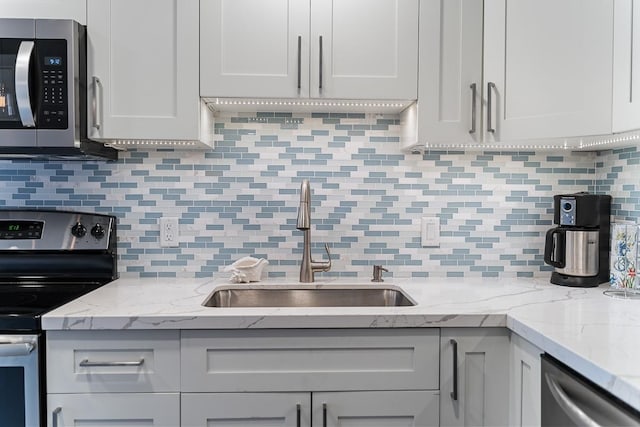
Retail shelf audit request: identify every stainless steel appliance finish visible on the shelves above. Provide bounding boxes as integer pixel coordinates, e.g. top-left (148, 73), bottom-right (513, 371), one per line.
top-left (551, 230), bottom-right (600, 277)
top-left (0, 19), bottom-right (116, 160)
top-left (0, 209), bottom-right (117, 427)
top-left (203, 285), bottom-right (416, 308)
top-left (0, 334), bottom-right (39, 427)
top-left (541, 354), bottom-right (640, 426)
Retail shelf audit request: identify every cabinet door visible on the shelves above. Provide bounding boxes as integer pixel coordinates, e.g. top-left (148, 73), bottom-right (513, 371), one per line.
top-left (509, 333), bottom-right (543, 427)
top-left (200, 0), bottom-right (311, 98)
top-left (418, 0), bottom-right (483, 143)
top-left (483, 0), bottom-right (613, 142)
top-left (47, 393), bottom-right (179, 427)
top-left (314, 391), bottom-right (439, 427)
top-left (613, 0), bottom-right (640, 132)
top-left (87, 0), bottom-right (200, 140)
top-left (181, 392), bottom-right (311, 427)
top-left (0, 0), bottom-right (86, 23)
top-left (440, 328), bottom-right (510, 427)
top-left (309, 0), bottom-right (418, 100)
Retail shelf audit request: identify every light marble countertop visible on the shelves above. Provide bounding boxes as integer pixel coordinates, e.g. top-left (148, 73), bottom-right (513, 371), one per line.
top-left (42, 276), bottom-right (640, 411)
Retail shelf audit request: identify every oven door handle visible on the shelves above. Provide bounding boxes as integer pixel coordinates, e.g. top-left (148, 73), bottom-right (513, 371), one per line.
top-left (0, 342), bottom-right (35, 357)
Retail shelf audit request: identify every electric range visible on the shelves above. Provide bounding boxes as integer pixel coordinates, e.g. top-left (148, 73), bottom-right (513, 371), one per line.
top-left (0, 209), bottom-right (117, 427)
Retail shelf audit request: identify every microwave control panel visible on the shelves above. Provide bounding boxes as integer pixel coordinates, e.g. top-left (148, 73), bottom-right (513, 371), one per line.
top-left (37, 39), bottom-right (68, 130)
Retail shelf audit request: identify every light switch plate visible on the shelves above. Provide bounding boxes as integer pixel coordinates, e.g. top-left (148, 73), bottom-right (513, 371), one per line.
top-left (421, 216), bottom-right (440, 247)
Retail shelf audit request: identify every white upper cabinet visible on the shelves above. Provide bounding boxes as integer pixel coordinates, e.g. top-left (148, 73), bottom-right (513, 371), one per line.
top-left (613, 0), bottom-right (640, 133)
top-left (483, 0), bottom-right (613, 143)
top-left (87, 0), bottom-right (209, 142)
top-left (417, 0), bottom-right (483, 144)
top-left (309, 0), bottom-right (418, 100)
top-left (0, 0), bottom-right (87, 23)
top-left (200, 0), bottom-right (419, 100)
top-left (412, 0), bottom-right (615, 149)
top-left (200, 0), bottom-right (310, 98)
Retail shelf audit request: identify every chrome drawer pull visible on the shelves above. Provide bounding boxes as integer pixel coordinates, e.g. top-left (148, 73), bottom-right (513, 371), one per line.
top-left (79, 358), bottom-right (144, 367)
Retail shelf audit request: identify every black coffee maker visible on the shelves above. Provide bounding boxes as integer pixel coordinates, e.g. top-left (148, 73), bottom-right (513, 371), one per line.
top-left (543, 193), bottom-right (611, 287)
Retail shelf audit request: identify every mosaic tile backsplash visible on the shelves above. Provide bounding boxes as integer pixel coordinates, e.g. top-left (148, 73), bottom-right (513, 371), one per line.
top-left (0, 112), bottom-right (637, 279)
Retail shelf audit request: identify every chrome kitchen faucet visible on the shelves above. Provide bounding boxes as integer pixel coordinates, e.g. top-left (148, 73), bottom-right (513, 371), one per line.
top-left (296, 179), bottom-right (331, 282)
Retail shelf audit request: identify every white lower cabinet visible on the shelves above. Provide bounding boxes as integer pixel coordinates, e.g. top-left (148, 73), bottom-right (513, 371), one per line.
top-left (509, 333), bottom-right (543, 427)
top-left (181, 328), bottom-right (440, 426)
top-left (182, 391), bottom-right (438, 427)
top-left (440, 328), bottom-right (510, 427)
top-left (47, 393), bottom-right (180, 427)
top-left (46, 330), bottom-right (180, 427)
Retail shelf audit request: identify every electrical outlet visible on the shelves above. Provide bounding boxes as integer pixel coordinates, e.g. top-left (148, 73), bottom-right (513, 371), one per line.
top-left (160, 217), bottom-right (179, 247)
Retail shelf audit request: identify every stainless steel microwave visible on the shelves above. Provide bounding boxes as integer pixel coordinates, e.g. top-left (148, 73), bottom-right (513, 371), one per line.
top-left (0, 19), bottom-right (116, 160)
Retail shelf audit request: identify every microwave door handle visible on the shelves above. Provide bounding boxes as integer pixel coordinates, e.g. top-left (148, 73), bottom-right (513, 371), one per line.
top-left (15, 41), bottom-right (36, 128)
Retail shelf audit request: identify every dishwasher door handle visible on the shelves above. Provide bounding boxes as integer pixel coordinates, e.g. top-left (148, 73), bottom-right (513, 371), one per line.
top-left (545, 372), bottom-right (601, 427)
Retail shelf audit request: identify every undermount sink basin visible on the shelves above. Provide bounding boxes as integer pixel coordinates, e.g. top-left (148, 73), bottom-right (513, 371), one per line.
top-left (203, 285), bottom-right (416, 308)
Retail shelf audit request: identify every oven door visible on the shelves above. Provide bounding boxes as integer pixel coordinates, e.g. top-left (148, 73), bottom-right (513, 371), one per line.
top-left (0, 334), bottom-right (40, 427)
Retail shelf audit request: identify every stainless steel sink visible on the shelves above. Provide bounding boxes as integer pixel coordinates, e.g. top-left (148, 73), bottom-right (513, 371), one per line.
top-left (203, 285), bottom-right (416, 308)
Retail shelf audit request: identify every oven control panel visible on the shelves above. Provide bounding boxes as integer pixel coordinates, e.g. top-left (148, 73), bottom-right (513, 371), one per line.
top-left (0, 210), bottom-right (115, 251)
top-left (0, 220), bottom-right (43, 240)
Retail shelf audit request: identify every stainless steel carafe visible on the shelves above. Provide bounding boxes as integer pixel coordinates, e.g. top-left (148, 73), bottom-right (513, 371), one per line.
top-left (544, 229), bottom-right (599, 277)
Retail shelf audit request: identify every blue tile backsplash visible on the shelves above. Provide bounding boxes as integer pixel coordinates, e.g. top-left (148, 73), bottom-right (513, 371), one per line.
top-left (0, 112), bottom-right (638, 279)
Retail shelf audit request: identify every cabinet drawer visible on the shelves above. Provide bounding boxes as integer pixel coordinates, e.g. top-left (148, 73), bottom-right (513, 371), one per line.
top-left (181, 328), bottom-right (440, 392)
top-left (47, 330), bottom-right (180, 393)
top-left (47, 393), bottom-right (179, 427)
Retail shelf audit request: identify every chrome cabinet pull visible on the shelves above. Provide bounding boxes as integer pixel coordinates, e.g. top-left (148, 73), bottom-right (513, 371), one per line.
top-left (79, 358), bottom-right (144, 367)
top-left (319, 36), bottom-right (323, 90)
top-left (296, 403), bottom-right (301, 427)
top-left (15, 41), bottom-right (35, 128)
top-left (322, 403), bottom-right (327, 427)
top-left (469, 83), bottom-right (477, 134)
top-left (52, 407), bottom-right (62, 427)
top-left (450, 339), bottom-right (458, 401)
top-left (487, 82), bottom-right (496, 133)
top-left (297, 36), bottom-right (302, 90)
top-left (92, 76), bottom-right (102, 131)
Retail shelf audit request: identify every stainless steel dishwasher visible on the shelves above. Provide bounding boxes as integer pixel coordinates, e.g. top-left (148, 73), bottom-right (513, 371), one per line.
top-left (541, 354), bottom-right (640, 426)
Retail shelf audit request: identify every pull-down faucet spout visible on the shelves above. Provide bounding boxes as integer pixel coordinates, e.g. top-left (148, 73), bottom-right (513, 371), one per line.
top-left (296, 179), bottom-right (331, 282)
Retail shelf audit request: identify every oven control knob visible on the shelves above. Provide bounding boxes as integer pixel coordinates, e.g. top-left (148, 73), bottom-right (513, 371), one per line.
top-left (91, 224), bottom-right (105, 239)
top-left (71, 222), bottom-right (87, 238)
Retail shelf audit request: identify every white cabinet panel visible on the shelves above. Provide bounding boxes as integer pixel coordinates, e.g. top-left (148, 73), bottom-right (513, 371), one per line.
top-left (47, 393), bottom-right (180, 427)
top-left (87, 0), bottom-right (203, 141)
top-left (417, 0), bottom-right (483, 143)
top-left (314, 391), bottom-right (439, 427)
top-left (483, 0), bottom-right (613, 142)
top-left (200, 0), bottom-right (311, 98)
top-left (200, 0), bottom-right (418, 100)
top-left (309, 0), bottom-right (418, 99)
top-left (47, 330), bottom-right (180, 393)
top-left (181, 328), bottom-right (439, 392)
top-left (509, 333), bottom-right (543, 427)
top-left (182, 393), bottom-right (311, 427)
top-left (440, 328), bottom-right (510, 427)
top-left (614, 0), bottom-right (640, 132)
top-left (0, 0), bottom-right (86, 23)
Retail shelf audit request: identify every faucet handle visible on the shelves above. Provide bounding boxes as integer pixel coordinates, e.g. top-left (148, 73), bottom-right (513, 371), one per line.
top-left (321, 243), bottom-right (332, 270)
top-left (372, 265), bottom-right (389, 282)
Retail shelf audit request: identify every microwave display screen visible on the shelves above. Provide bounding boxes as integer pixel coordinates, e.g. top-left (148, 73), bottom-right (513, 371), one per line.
top-left (44, 56), bottom-right (62, 66)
